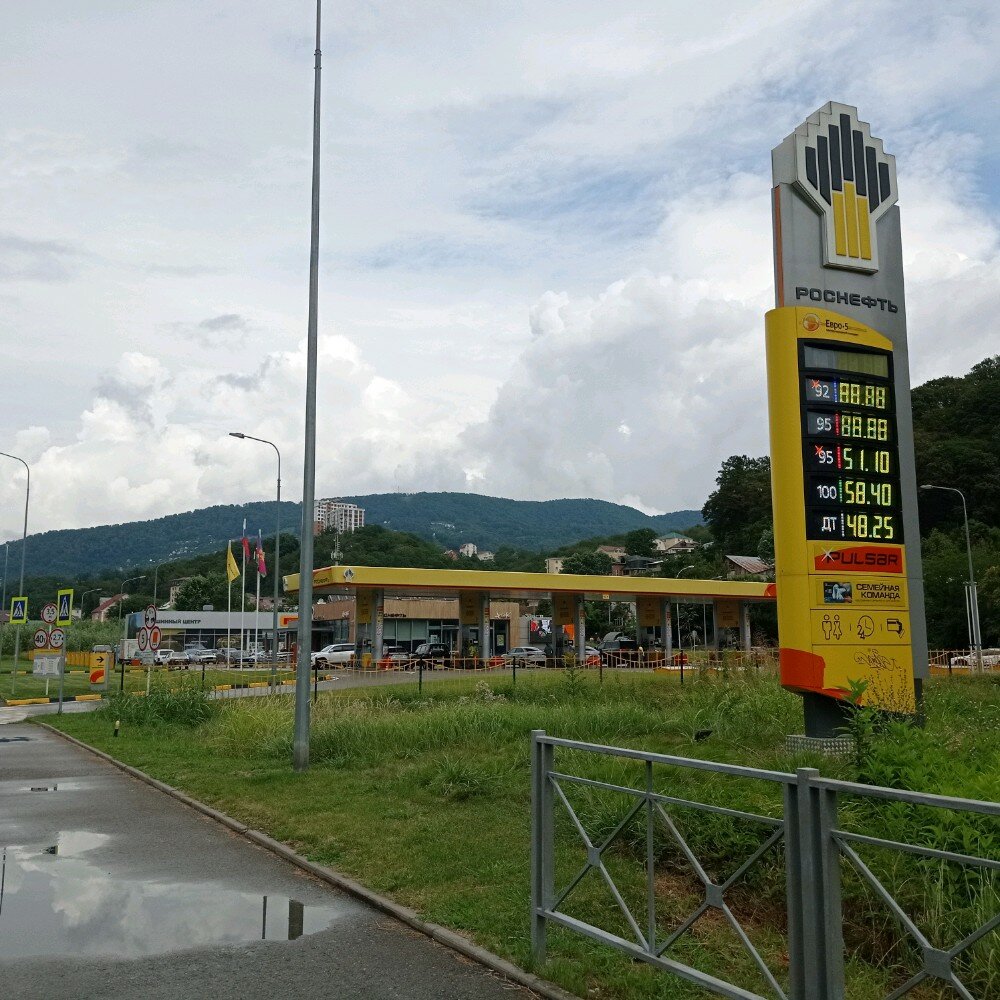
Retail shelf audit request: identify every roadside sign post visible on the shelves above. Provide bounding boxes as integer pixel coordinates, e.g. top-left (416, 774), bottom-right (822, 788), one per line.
top-left (144, 605), bottom-right (157, 695)
top-left (10, 597), bottom-right (28, 696)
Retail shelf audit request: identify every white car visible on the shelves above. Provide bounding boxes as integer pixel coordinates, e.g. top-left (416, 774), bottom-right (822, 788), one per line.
top-left (502, 646), bottom-right (546, 665)
top-left (312, 643), bottom-right (356, 667)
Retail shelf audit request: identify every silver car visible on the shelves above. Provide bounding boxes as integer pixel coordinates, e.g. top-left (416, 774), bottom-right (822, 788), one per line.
top-left (502, 646), bottom-right (546, 666)
top-left (312, 643), bottom-right (356, 667)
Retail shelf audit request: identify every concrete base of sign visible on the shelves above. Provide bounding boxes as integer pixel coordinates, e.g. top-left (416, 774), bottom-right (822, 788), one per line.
top-left (785, 733), bottom-right (854, 757)
top-left (802, 690), bottom-right (853, 739)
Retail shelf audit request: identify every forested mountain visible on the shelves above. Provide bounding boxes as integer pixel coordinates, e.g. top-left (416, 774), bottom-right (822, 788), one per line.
top-left (2, 494), bottom-right (700, 580)
top-left (340, 493), bottom-right (700, 552)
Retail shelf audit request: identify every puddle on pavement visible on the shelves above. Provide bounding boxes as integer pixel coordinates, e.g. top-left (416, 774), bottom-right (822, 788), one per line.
top-left (0, 835), bottom-right (355, 960)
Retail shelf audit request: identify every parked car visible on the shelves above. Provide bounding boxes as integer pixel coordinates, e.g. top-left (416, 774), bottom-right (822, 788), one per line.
top-left (377, 645), bottom-right (411, 668)
top-left (189, 649), bottom-right (218, 664)
top-left (312, 643), bottom-right (356, 667)
top-left (950, 649), bottom-right (1000, 668)
top-left (411, 642), bottom-right (451, 668)
top-left (252, 649), bottom-right (289, 663)
top-left (599, 637), bottom-right (640, 663)
top-left (166, 650), bottom-right (192, 668)
top-left (153, 649), bottom-right (173, 666)
top-left (502, 646), bottom-right (546, 666)
top-left (219, 647), bottom-right (255, 666)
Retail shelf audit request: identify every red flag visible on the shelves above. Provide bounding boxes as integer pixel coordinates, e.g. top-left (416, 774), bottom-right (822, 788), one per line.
top-left (242, 534), bottom-right (251, 563)
top-left (256, 533), bottom-right (267, 577)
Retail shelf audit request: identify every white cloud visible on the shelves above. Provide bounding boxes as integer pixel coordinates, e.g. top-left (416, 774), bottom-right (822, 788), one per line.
top-left (0, 1), bottom-right (999, 541)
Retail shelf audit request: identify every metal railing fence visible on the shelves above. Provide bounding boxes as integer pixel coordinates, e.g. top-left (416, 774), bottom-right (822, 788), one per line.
top-left (530, 730), bottom-right (1000, 999)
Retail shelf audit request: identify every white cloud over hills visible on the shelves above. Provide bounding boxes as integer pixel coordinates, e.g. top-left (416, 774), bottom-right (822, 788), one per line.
top-left (1, 1), bottom-right (999, 541)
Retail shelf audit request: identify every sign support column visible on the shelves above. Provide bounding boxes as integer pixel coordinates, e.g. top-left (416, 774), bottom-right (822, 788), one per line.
top-left (479, 594), bottom-right (490, 666)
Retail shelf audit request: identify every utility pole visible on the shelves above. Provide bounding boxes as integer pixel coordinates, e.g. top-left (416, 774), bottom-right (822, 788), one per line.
top-left (294, 0), bottom-right (322, 772)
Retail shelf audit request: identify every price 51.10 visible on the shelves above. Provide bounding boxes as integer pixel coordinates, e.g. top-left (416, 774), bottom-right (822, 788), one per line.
top-left (810, 444), bottom-right (893, 474)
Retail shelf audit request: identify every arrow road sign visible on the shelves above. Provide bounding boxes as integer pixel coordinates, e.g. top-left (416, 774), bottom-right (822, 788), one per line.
top-left (11, 598), bottom-right (27, 624)
top-left (137, 627), bottom-right (149, 652)
top-left (886, 618), bottom-right (905, 637)
top-left (41, 603), bottom-right (58, 625)
top-left (33, 628), bottom-right (49, 649)
top-left (144, 605), bottom-right (157, 629)
top-left (149, 625), bottom-right (162, 650)
top-left (48, 628), bottom-right (65, 649)
top-left (57, 589), bottom-right (74, 626)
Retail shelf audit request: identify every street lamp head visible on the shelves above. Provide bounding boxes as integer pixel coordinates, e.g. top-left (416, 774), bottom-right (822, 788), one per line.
top-left (920, 484), bottom-right (933, 490)
top-left (229, 432), bottom-right (246, 439)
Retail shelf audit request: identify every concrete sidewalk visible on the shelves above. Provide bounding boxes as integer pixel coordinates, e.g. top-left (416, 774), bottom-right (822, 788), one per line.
top-left (0, 723), bottom-right (533, 999)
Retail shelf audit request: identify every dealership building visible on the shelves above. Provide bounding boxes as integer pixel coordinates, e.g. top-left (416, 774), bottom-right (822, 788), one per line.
top-left (126, 598), bottom-right (522, 655)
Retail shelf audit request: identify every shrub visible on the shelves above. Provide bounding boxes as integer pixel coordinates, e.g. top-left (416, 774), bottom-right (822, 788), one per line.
top-left (103, 682), bottom-right (214, 726)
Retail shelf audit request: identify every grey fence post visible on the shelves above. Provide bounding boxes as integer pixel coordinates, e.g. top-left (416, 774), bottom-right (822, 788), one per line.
top-left (793, 768), bottom-right (826, 999)
top-left (783, 777), bottom-right (806, 1000)
top-left (531, 729), bottom-right (554, 963)
top-left (645, 760), bottom-right (657, 955)
top-left (816, 786), bottom-right (845, 998)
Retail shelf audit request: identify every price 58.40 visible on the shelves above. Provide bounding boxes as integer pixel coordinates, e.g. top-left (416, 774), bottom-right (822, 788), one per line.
top-left (810, 477), bottom-right (896, 508)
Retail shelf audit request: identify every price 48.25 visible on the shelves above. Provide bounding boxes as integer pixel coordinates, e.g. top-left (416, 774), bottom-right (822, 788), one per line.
top-left (845, 512), bottom-right (896, 540)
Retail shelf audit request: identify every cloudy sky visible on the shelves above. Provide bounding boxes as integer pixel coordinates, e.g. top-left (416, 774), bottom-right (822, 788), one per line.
top-left (2, 1), bottom-right (999, 541)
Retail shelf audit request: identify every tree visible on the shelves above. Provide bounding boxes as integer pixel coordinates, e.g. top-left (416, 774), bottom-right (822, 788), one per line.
top-left (702, 456), bottom-right (772, 555)
top-left (173, 572), bottom-right (233, 612)
top-left (561, 551), bottom-right (613, 575)
top-left (623, 528), bottom-right (657, 558)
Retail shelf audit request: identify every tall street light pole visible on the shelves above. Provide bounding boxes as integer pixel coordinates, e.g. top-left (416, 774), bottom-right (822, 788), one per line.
top-left (920, 484), bottom-right (983, 671)
top-left (1, 542), bottom-right (8, 622)
top-left (78, 588), bottom-right (102, 654)
top-left (0, 542), bottom-right (8, 662)
top-left (294, 0), bottom-right (322, 772)
top-left (80, 588), bottom-right (102, 618)
top-left (230, 433), bottom-right (282, 688)
top-left (152, 561), bottom-right (171, 608)
top-left (0, 452), bottom-right (29, 693)
top-left (118, 575), bottom-right (146, 691)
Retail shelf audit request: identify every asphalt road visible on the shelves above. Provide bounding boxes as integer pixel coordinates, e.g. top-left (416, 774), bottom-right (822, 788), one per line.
top-left (0, 723), bottom-right (532, 999)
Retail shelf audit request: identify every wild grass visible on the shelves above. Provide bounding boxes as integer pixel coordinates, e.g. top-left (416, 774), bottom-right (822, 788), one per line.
top-left (103, 681), bottom-right (215, 726)
top-left (46, 670), bottom-right (1000, 1000)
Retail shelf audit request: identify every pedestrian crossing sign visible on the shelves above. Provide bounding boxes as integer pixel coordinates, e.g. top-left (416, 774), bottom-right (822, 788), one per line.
top-left (57, 588), bottom-right (74, 626)
top-left (11, 597), bottom-right (27, 624)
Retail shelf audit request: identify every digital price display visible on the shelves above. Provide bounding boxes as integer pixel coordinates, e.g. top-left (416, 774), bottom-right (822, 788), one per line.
top-left (800, 342), bottom-right (904, 544)
top-left (765, 305), bottom-right (916, 716)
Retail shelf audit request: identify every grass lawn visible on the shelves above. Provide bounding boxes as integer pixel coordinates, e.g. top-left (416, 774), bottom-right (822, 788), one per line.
top-left (43, 670), bottom-right (1000, 999)
top-left (1, 658), bottom-right (296, 703)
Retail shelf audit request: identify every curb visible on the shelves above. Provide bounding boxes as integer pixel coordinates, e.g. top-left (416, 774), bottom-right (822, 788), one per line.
top-left (37, 723), bottom-right (579, 1000)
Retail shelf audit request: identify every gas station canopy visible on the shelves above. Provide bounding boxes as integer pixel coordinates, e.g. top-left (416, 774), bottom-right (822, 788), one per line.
top-left (284, 565), bottom-right (776, 605)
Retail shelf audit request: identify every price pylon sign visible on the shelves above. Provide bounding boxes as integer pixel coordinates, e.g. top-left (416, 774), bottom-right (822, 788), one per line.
top-left (768, 103), bottom-right (927, 730)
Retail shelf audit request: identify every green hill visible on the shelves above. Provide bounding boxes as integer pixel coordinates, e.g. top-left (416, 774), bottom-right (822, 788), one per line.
top-left (340, 492), bottom-right (700, 553)
top-left (4, 494), bottom-right (701, 581)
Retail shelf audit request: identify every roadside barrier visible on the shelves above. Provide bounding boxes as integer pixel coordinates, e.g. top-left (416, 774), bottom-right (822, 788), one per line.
top-left (531, 730), bottom-right (1000, 999)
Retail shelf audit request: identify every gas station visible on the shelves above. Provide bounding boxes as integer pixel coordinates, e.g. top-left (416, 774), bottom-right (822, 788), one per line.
top-left (283, 564), bottom-right (776, 665)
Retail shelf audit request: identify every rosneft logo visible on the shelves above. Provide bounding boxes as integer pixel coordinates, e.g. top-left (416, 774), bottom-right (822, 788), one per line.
top-left (794, 103), bottom-right (897, 274)
top-left (802, 313), bottom-right (821, 332)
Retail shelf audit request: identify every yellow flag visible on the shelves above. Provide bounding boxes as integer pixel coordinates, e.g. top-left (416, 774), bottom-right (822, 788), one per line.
top-left (226, 541), bottom-right (240, 583)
